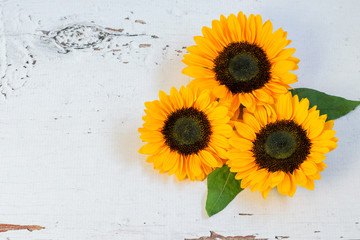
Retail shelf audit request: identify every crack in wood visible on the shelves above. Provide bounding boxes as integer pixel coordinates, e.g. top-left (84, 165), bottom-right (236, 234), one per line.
top-left (42, 23), bottom-right (157, 54)
top-left (139, 44), bottom-right (151, 48)
top-left (135, 20), bottom-right (146, 24)
top-left (185, 231), bottom-right (268, 240)
top-left (105, 27), bottom-right (124, 33)
top-left (0, 224), bottom-right (44, 233)
top-left (275, 236), bottom-right (289, 239)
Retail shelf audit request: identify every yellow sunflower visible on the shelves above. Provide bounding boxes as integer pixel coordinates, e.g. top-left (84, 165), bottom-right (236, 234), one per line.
top-left (182, 12), bottom-right (299, 112)
top-left (139, 86), bottom-right (232, 181)
top-left (227, 92), bottom-right (338, 198)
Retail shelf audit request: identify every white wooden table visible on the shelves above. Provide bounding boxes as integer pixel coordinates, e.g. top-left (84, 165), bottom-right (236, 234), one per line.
top-left (0, 0), bottom-right (359, 239)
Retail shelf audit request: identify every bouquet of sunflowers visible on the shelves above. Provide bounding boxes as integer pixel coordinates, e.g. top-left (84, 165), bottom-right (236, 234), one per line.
top-left (139, 12), bottom-right (359, 216)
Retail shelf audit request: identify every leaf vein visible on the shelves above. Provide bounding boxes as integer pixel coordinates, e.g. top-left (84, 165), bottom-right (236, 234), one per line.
top-left (209, 171), bottom-right (231, 213)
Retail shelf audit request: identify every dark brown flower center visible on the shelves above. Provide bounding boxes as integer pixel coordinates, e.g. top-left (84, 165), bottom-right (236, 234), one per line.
top-left (161, 107), bottom-right (212, 155)
top-left (213, 42), bottom-right (271, 94)
top-left (252, 120), bottom-right (311, 173)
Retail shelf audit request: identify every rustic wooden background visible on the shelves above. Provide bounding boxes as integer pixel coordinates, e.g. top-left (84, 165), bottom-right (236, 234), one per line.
top-left (0, 0), bottom-right (359, 239)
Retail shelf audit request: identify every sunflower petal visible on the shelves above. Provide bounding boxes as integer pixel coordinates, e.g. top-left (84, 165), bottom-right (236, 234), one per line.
top-left (234, 121), bottom-right (256, 140)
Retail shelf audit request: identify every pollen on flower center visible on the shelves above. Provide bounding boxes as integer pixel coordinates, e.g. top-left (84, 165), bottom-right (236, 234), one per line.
top-left (264, 131), bottom-right (297, 159)
top-left (252, 120), bottom-right (311, 173)
top-left (228, 54), bottom-right (259, 82)
top-left (173, 118), bottom-right (202, 145)
top-left (162, 107), bottom-right (212, 155)
top-left (213, 42), bottom-right (271, 94)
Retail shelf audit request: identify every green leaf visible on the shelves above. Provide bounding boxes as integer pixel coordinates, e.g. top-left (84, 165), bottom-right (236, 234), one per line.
top-left (206, 165), bottom-right (243, 217)
top-left (290, 88), bottom-right (360, 120)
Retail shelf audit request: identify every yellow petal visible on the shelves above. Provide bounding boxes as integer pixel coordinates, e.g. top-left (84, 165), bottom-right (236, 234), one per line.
top-left (228, 149), bottom-right (254, 159)
top-left (227, 157), bottom-right (254, 168)
top-left (270, 171), bottom-right (285, 186)
top-left (234, 121), bottom-right (256, 140)
top-left (162, 151), bottom-right (179, 171)
top-left (272, 60), bottom-right (297, 74)
top-left (175, 156), bottom-right (187, 181)
top-left (304, 178), bottom-right (315, 190)
top-left (213, 84), bottom-right (228, 98)
top-left (277, 174), bottom-right (291, 195)
top-left (139, 141), bottom-right (165, 155)
top-left (198, 150), bottom-right (219, 167)
top-left (237, 11), bottom-right (247, 41)
top-left (211, 134), bottom-right (229, 149)
top-left (179, 86), bottom-right (194, 107)
top-left (278, 72), bottom-right (297, 84)
top-left (311, 146), bottom-right (330, 154)
top-left (301, 161), bottom-right (318, 175)
top-left (323, 120), bottom-right (335, 131)
top-left (246, 14), bottom-right (256, 44)
top-left (153, 151), bottom-right (166, 170)
top-left (257, 19), bottom-right (273, 47)
top-left (288, 174), bottom-right (297, 197)
top-left (229, 136), bottom-right (254, 149)
top-left (187, 78), bottom-right (218, 91)
top-left (293, 97), bottom-right (309, 125)
top-left (293, 168), bottom-right (307, 187)
top-left (240, 177), bottom-right (252, 189)
top-left (185, 45), bottom-right (213, 61)
top-left (275, 92), bottom-right (293, 120)
top-left (314, 130), bottom-right (336, 141)
top-left (265, 82), bottom-right (288, 94)
top-left (201, 26), bottom-right (223, 52)
top-left (193, 36), bottom-right (219, 58)
top-left (261, 187), bottom-right (272, 199)
top-left (239, 93), bottom-right (255, 112)
top-left (208, 106), bottom-right (228, 120)
top-left (235, 165), bottom-right (257, 179)
top-left (139, 131), bottom-right (164, 143)
top-left (302, 110), bottom-right (320, 130)
top-left (142, 122), bottom-right (163, 131)
top-left (307, 152), bottom-right (326, 163)
top-left (170, 87), bottom-right (184, 109)
top-left (194, 90), bottom-right (211, 112)
top-left (243, 112), bottom-right (261, 132)
top-left (307, 119), bottom-right (325, 139)
top-left (189, 154), bottom-right (202, 176)
top-left (272, 48), bottom-right (296, 62)
top-left (253, 105), bottom-right (269, 127)
top-left (182, 66), bottom-right (215, 78)
top-left (308, 172), bottom-right (321, 180)
top-left (253, 89), bottom-right (274, 104)
top-left (182, 53), bottom-right (214, 69)
top-left (227, 14), bottom-right (242, 42)
top-left (212, 124), bottom-right (233, 137)
top-left (144, 107), bottom-right (166, 121)
top-left (211, 19), bottom-right (228, 47)
top-left (209, 142), bottom-right (228, 159)
top-left (312, 140), bottom-right (338, 151)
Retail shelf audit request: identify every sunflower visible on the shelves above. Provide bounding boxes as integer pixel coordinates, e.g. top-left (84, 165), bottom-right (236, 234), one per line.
top-left (139, 86), bottom-right (233, 181)
top-left (182, 12), bottom-right (299, 112)
top-left (227, 92), bottom-right (338, 198)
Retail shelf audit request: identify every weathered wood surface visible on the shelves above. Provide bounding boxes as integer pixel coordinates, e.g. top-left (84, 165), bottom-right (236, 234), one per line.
top-left (0, 0), bottom-right (359, 239)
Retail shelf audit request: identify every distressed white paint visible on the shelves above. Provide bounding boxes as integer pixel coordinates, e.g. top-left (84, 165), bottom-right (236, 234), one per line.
top-left (0, 0), bottom-right (359, 239)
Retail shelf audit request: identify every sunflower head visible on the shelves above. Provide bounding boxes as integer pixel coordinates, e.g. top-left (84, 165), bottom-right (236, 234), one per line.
top-left (227, 92), bottom-right (338, 198)
top-left (182, 12), bottom-right (299, 113)
top-left (139, 86), bottom-right (233, 181)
